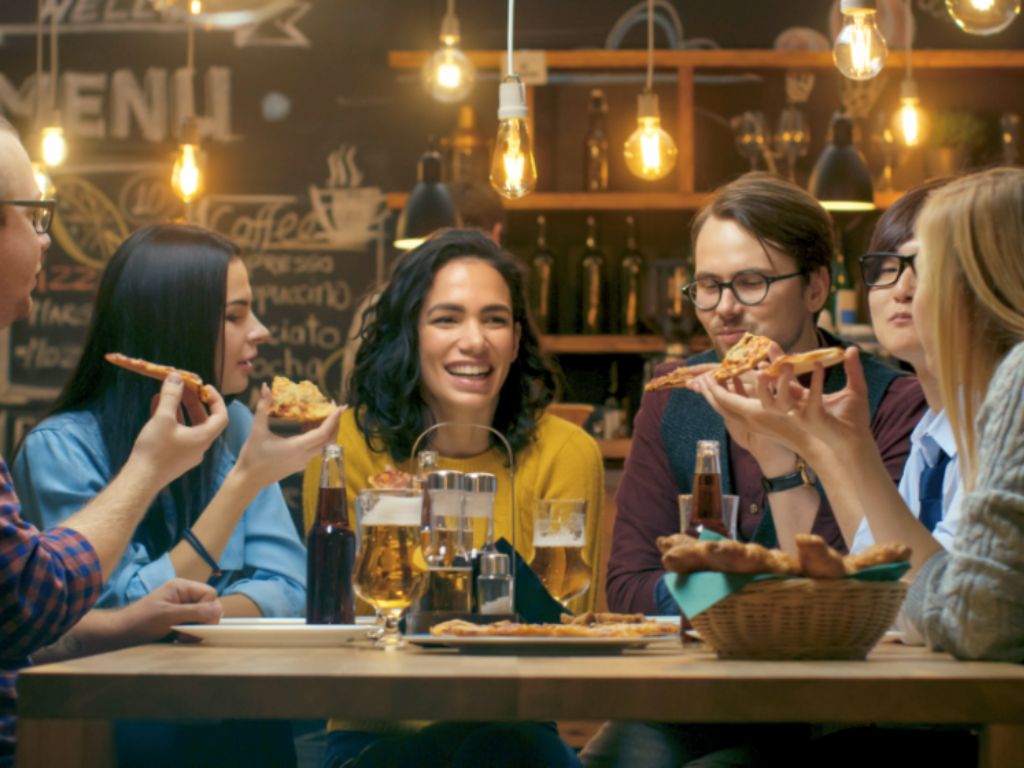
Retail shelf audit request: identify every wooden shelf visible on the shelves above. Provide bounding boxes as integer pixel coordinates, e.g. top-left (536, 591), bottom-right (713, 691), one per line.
top-left (390, 49), bottom-right (1024, 71)
top-left (541, 335), bottom-right (667, 354)
top-left (597, 438), bottom-right (631, 461)
top-left (388, 191), bottom-right (897, 212)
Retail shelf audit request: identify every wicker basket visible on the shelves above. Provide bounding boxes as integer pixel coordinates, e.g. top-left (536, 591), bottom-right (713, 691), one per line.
top-left (689, 577), bottom-right (907, 660)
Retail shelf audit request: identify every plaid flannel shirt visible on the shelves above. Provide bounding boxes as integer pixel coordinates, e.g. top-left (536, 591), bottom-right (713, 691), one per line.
top-left (0, 458), bottom-right (101, 760)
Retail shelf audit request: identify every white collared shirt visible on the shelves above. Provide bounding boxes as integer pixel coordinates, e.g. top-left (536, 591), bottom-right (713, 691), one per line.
top-left (850, 408), bottom-right (963, 553)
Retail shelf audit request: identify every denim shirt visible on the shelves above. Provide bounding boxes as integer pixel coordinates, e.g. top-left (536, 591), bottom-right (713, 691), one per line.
top-left (12, 401), bottom-right (306, 617)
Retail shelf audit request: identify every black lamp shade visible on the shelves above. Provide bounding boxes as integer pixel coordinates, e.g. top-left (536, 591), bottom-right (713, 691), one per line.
top-left (808, 112), bottom-right (875, 212)
top-left (395, 149), bottom-right (457, 249)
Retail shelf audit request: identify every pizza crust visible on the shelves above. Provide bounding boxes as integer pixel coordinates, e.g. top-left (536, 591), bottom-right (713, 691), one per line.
top-left (430, 618), bottom-right (678, 638)
top-left (763, 347), bottom-right (845, 378)
top-left (104, 352), bottom-right (210, 402)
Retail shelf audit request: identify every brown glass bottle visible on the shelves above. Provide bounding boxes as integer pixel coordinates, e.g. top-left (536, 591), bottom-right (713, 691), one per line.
top-left (579, 215), bottom-right (606, 334)
top-left (584, 89), bottom-right (609, 192)
top-left (306, 445), bottom-right (356, 624)
top-left (618, 215), bottom-right (644, 335)
top-left (530, 215), bottom-right (556, 333)
top-left (689, 440), bottom-right (728, 537)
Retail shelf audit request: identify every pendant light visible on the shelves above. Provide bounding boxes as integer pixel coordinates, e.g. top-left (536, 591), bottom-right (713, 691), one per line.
top-left (489, 0), bottom-right (537, 199)
top-left (395, 145), bottom-right (457, 250)
top-left (623, 0), bottom-right (678, 180)
top-left (833, 0), bottom-right (888, 81)
top-left (171, 6), bottom-right (205, 206)
top-left (422, 0), bottom-right (475, 103)
top-left (809, 110), bottom-right (876, 212)
top-left (945, 0), bottom-right (1020, 35)
top-left (39, 1), bottom-right (66, 168)
top-left (893, 0), bottom-right (928, 146)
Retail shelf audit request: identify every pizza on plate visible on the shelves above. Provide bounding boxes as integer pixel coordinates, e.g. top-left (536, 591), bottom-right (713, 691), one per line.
top-left (430, 618), bottom-right (678, 638)
top-left (367, 465), bottom-right (417, 490)
top-left (104, 352), bottom-right (210, 402)
top-left (268, 376), bottom-right (336, 422)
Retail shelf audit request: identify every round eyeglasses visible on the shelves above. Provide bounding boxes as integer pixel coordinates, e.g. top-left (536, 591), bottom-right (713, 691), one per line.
top-left (1, 199), bottom-right (56, 235)
top-left (682, 269), bottom-right (805, 311)
top-left (859, 252), bottom-right (916, 289)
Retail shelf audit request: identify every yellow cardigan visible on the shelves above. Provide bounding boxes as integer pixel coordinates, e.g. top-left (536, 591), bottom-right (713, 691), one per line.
top-left (302, 408), bottom-right (605, 612)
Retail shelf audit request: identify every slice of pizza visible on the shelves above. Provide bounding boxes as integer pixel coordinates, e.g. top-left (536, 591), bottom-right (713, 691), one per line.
top-left (712, 332), bottom-right (774, 381)
top-left (644, 362), bottom-right (720, 392)
top-left (762, 347), bottom-right (845, 378)
top-left (104, 352), bottom-right (210, 402)
top-left (367, 464), bottom-right (417, 490)
top-left (268, 376), bottom-right (336, 422)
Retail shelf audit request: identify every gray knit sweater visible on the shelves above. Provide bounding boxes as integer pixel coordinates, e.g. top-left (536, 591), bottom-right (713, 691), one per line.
top-left (903, 342), bottom-right (1024, 661)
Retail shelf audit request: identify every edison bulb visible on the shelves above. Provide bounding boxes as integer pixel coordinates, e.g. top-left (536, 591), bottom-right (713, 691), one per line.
top-left (422, 45), bottom-right (475, 103)
top-left (946, 0), bottom-right (1020, 34)
top-left (833, 1), bottom-right (888, 80)
top-left (490, 76), bottom-right (536, 199)
top-left (171, 143), bottom-right (203, 203)
top-left (31, 162), bottom-right (55, 198)
top-left (624, 92), bottom-right (678, 181)
top-left (893, 80), bottom-right (929, 147)
top-left (40, 125), bottom-right (67, 167)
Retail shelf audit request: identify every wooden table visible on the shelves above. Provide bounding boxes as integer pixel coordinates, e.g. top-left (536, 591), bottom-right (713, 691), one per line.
top-left (16, 640), bottom-right (1024, 767)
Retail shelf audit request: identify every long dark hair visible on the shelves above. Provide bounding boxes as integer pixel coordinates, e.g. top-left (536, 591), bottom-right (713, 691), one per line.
top-left (41, 223), bottom-right (239, 554)
top-left (350, 229), bottom-right (557, 463)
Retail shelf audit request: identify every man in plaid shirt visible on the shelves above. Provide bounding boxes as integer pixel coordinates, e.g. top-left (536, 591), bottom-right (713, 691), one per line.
top-left (0, 119), bottom-right (229, 763)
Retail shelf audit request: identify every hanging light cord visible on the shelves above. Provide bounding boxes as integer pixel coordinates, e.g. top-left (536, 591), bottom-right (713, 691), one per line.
top-left (185, 13), bottom-right (195, 120)
top-left (904, 0), bottom-right (913, 80)
top-left (646, 0), bottom-right (654, 92)
top-left (35, 0), bottom-right (43, 123)
top-left (48, 5), bottom-right (58, 112)
top-left (506, 0), bottom-right (514, 77)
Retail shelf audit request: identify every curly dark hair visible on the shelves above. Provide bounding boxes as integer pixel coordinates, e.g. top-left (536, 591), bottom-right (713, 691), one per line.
top-left (350, 229), bottom-right (557, 463)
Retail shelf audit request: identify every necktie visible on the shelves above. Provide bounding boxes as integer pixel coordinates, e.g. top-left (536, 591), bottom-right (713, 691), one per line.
top-left (918, 449), bottom-right (951, 533)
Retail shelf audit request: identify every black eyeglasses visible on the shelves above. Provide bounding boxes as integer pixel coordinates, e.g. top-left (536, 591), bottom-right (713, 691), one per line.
top-left (1, 199), bottom-right (56, 235)
top-left (682, 270), bottom-right (805, 311)
top-left (859, 252), bottom-right (916, 288)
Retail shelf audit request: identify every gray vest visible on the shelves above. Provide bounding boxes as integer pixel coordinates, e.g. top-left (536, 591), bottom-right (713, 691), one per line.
top-left (660, 343), bottom-right (905, 547)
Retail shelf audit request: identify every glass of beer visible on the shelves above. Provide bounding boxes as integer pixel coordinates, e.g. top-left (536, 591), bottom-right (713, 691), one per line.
top-left (353, 489), bottom-right (429, 649)
top-left (530, 499), bottom-right (590, 606)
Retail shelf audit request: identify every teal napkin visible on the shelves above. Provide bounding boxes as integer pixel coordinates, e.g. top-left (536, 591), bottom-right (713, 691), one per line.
top-left (662, 531), bottom-right (910, 618)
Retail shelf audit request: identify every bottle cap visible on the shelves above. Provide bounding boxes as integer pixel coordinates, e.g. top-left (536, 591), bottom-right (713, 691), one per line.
top-left (464, 472), bottom-right (497, 494)
top-left (426, 469), bottom-right (465, 491)
top-left (479, 550), bottom-right (510, 576)
top-left (324, 444), bottom-right (342, 459)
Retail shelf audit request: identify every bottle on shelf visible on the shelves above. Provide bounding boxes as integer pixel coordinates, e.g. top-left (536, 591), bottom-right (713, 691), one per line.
top-left (579, 215), bottom-right (606, 335)
top-left (530, 215), bottom-right (556, 334)
top-left (833, 252), bottom-right (858, 330)
top-left (584, 89), bottom-right (609, 192)
top-left (618, 215), bottom-right (645, 335)
top-left (306, 444), bottom-right (356, 625)
top-left (446, 105), bottom-right (489, 184)
top-left (687, 439), bottom-right (727, 538)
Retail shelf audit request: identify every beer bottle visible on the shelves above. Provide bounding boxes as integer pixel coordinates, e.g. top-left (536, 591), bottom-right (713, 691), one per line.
top-left (584, 89), bottom-right (609, 192)
top-left (530, 215), bottom-right (556, 334)
top-left (618, 215), bottom-right (645, 335)
top-left (580, 215), bottom-right (606, 334)
top-left (688, 440), bottom-right (726, 537)
top-left (306, 445), bottom-right (356, 624)
top-left (833, 252), bottom-right (858, 329)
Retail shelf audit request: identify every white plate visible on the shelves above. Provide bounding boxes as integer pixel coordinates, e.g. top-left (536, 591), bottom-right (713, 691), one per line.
top-left (172, 620), bottom-right (370, 647)
top-left (407, 634), bottom-right (672, 655)
top-left (216, 617), bottom-right (377, 626)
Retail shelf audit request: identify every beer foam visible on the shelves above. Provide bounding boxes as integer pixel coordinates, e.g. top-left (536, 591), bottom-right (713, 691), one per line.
top-left (362, 495), bottom-right (422, 526)
top-left (533, 531), bottom-right (585, 547)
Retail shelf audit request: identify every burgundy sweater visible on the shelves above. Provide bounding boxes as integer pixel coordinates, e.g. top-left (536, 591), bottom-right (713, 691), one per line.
top-left (606, 350), bottom-right (927, 615)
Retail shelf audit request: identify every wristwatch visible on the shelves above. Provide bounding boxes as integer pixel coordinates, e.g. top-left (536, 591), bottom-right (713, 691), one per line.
top-left (761, 457), bottom-right (817, 494)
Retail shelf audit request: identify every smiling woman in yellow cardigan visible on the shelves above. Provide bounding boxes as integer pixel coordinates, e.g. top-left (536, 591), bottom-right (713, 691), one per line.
top-left (302, 229), bottom-right (603, 612)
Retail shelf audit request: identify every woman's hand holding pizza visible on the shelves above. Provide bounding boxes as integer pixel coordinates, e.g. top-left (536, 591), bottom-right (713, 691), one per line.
top-left (234, 383), bottom-right (345, 486)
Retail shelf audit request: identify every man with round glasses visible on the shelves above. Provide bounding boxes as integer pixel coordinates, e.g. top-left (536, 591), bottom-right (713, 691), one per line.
top-left (606, 173), bottom-right (927, 617)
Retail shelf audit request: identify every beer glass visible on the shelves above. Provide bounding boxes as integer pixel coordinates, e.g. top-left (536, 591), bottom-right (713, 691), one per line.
top-left (530, 499), bottom-right (590, 606)
top-left (353, 489), bottom-right (429, 649)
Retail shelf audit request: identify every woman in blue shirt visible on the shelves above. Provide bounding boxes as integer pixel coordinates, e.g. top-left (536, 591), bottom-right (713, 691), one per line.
top-left (15, 223), bottom-right (341, 617)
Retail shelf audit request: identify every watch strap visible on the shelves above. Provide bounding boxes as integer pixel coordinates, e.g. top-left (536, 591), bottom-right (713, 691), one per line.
top-left (761, 459), bottom-right (813, 494)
